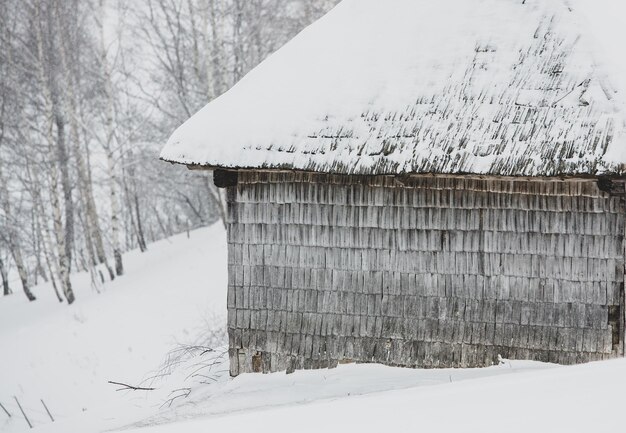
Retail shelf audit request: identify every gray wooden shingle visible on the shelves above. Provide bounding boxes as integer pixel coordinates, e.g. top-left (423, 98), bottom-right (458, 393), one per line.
top-left (227, 173), bottom-right (625, 375)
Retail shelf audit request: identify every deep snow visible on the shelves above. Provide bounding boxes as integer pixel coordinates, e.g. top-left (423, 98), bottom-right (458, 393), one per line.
top-left (0, 225), bottom-right (227, 433)
top-left (125, 356), bottom-right (626, 433)
top-left (2, 223), bottom-right (626, 433)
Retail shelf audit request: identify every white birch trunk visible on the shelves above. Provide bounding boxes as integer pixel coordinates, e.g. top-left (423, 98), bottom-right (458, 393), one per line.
top-left (99, 0), bottom-right (124, 275)
top-left (34, 2), bottom-right (74, 304)
top-left (27, 164), bottom-right (63, 303)
top-left (0, 162), bottom-right (35, 301)
top-left (0, 256), bottom-right (10, 296)
top-left (57, 6), bottom-right (116, 282)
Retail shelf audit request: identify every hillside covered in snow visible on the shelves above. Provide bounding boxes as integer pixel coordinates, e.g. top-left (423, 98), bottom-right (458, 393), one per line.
top-left (2, 224), bottom-right (625, 433)
top-left (0, 226), bottom-right (227, 433)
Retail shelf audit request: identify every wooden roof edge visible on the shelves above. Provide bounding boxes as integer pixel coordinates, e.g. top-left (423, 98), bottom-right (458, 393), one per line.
top-left (184, 165), bottom-right (626, 190)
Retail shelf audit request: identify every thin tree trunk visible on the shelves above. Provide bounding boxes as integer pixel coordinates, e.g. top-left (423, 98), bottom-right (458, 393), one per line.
top-left (41, 232), bottom-right (63, 304)
top-left (55, 113), bottom-right (75, 270)
top-left (12, 246), bottom-right (36, 301)
top-left (0, 186), bottom-right (32, 301)
top-left (0, 155), bottom-right (34, 301)
top-left (28, 164), bottom-right (63, 303)
top-left (152, 205), bottom-right (169, 239)
top-left (186, 0), bottom-right (203, 93)
top-left (34, 2), bottom-right (74, 304)
top-left (99, 0), bottom-right (124, 275)
top-left (52, 0), bottom-right (75, 277)
top-left (179, 191), bottom-right (205, 224)
top-left (134, 190), bottom-right (147, 252)
top-left (121, 167), bottom-right (142, 251)
top-left (33, 214), bottom-right (48, 284)
top-left (109, 156), bottom-right (124, 274)
top-left (36, 261), bottom-right (48, 283)
top-left (78, 196), bottom-right (98, 270)
top-left (209, 0), bottom-right (222, 96)
top-left (0, 256), bottom-right (11, 296)
top-left (31, 213), bottom-right (40, 285)
top-left (53, 114), bottom-right (75, 304)
top-left (43, 245), bottom-right (63, 303)
top-left (57, 5), bottom-right (116, 282)
top-left (122, 148), bottom-right (147, 253)
top-left (49, 162), bottom-right (74, 303)
top-left (232, 0), bottom-right (245, 83)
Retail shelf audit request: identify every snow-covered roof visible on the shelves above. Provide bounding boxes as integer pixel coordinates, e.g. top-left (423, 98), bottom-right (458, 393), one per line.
top-left (161, 0), bottom-right (626, 177)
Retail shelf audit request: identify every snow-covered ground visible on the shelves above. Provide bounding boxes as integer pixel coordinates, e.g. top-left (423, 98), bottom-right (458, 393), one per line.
top-left (0, 225), bottom-right (227, 433)
top-left (2, 223), bottom-right (625, 433)
top-left (125, 356), bottom-right (626, 433)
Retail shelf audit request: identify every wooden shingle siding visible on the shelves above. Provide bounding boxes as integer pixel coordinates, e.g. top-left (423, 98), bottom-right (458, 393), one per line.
top-left (226, 172), bottom-right (625, 375)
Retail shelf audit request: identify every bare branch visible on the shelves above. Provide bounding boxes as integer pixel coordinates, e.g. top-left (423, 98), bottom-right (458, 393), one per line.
top-left (107, 380), bottom-right (156, 391)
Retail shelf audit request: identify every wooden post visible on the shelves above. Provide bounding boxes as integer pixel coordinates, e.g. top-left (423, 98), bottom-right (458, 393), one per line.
top-left (0, 401), bottom-right (10, 418)
top-left (622, 191), bottom-right (626, 357)
top-left (41, 399), bottom-right (54, 422)
top-left (13, 396), bottom-right (32, 429)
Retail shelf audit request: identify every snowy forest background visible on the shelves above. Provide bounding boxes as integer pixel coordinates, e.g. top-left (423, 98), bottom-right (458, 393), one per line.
top-left (0, 0), bottom-right (338, 304)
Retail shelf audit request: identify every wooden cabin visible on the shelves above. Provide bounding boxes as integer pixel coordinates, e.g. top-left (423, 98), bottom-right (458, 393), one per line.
top-left (161, 0), bottom-right (626, 375)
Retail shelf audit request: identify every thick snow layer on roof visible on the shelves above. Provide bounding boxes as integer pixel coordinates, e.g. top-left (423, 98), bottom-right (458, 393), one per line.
top-left (573, 0), bottom-right (626, 165)
top-left (161, 0), bottom-right (626, 176)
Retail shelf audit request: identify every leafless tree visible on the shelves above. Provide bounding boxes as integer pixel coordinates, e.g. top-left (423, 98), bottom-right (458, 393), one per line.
top-left (0, 0), bottom-right (337, 303)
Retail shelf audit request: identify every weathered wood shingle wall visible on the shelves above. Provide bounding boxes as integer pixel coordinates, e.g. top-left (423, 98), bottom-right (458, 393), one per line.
top-left (226, 172), bottom-right (625, 375)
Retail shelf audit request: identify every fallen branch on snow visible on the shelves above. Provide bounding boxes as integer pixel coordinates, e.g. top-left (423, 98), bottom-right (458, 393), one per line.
top-left (107, 380), bottom-right (155, 391)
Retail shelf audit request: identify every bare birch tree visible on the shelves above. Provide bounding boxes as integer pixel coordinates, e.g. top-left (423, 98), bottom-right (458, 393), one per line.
top-left (0, 0), bottom-right (337, 303)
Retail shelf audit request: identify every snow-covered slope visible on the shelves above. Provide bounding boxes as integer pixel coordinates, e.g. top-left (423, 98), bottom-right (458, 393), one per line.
top-left (0, 225), bottom-right (227, 433)
top-left (124, 357), bottom-right (626, 433)
top-left (2, 223), bottom-right (625, 433)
